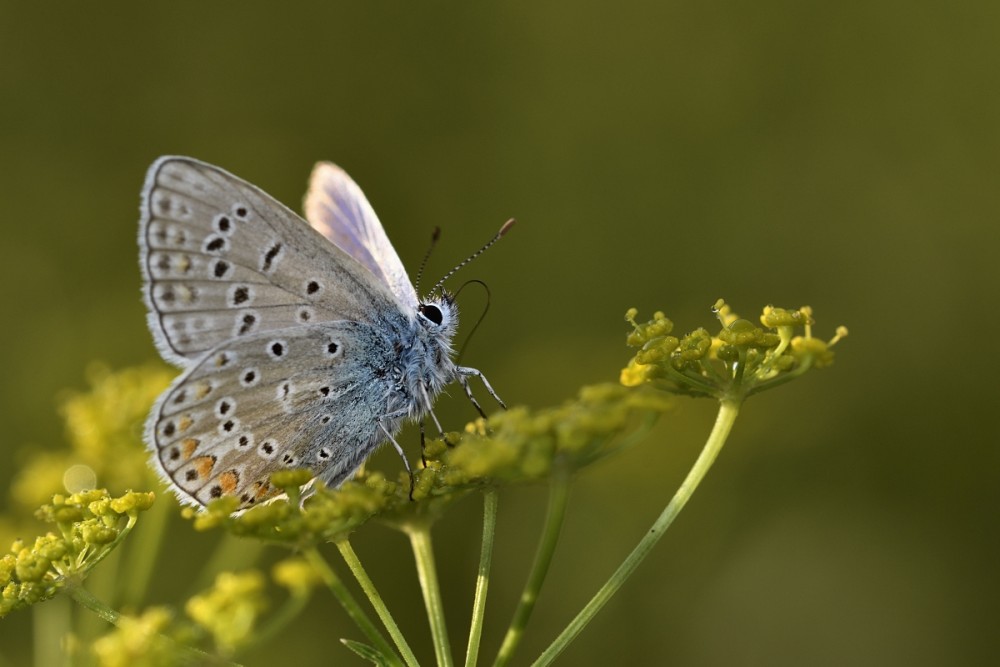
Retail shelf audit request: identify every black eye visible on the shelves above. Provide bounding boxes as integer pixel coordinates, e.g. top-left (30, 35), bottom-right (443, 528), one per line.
top-left (420, 304), bottom-right (443, 325)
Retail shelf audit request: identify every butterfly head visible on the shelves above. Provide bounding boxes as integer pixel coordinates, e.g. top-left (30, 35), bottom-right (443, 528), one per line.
top-left (417, 291), bottom-right (458, 340)
top-left (410, 292), bottom-right (460, 398)
top-left (413, 219), bottom-right (513, 345)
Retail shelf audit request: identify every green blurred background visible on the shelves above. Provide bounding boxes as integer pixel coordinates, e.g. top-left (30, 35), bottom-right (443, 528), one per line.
top-left (2, 2), bottom-right (998, 665)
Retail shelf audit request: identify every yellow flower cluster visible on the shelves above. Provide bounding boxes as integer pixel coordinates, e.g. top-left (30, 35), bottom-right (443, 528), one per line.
top-left (621, 300), bottom-right (847, 401)
top-left (1, 490), bottom-right (155, 618)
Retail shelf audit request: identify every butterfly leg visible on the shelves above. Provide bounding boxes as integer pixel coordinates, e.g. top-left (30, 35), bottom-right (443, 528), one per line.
top-left (419, 420), bottom-right (428, 467)
top-left (457, 374), bottom-right (488, 419)
top-left (378, 419), bottom-right (415, 500)
top-left (418, 383), bottom-right (447, 436)
top-left (456, 366), bottom-right (507, 412)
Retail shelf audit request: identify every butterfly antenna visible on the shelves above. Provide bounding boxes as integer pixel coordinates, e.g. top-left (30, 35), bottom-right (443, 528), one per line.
top-left (414, 226), bottom-right (442, 296)
top-left (430, 218), bottom-right (515, 297)
top-left (454, 279), bottom-right (491, 364)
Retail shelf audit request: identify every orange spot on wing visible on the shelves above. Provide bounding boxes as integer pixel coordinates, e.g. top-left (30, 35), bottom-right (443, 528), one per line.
top-left (252, 480), bottom-right (273, 501)
top-left (181, 438), bottom-right (199, 460)
top-left (192, 455), bottom-right (216, 479)
top-left (218, 470), bottom-right (239, 494)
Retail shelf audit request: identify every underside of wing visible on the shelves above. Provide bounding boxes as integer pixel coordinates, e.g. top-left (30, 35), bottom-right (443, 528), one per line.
top-left (146, 321), bottom-right (394, 508)
top-left (139, 157), bottom-right (404, 367)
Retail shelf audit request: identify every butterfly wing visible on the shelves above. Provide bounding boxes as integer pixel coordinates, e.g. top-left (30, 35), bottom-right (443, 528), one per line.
top-left (139, 156), bottom-right (404, 367)
top-left (147, 320), bottom-right (397, 508)
top-left (303, 162), bottom-right (419, 311)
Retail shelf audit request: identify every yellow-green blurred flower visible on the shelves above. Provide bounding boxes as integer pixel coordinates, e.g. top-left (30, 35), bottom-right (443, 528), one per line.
top-left (186, 570), bottom-right (267, 655)
top-left (10, 364), bottom-right (171, 511)
top-left (272, 557), bottom-right (323, 598)
top-left (89, 564), bottom-right (311, 665)
top-left (91, 607), bottom-right (178, 667)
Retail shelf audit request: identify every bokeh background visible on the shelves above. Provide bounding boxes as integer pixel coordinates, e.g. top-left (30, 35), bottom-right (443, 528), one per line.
top-left (2, 2), bottom-right (998, 665)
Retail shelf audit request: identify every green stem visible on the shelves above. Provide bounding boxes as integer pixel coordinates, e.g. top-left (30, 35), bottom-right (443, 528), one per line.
top-left (494, 467), bottom-right (572, 667)
top-left (75, 513), bottom-right (138, 639)
top-left (747, 355), bottom-right (815, 397)
top-left (465, 489), bottom-right (498, 667)
top-left (90, 514), bottom-right (138, 572)
top-left (67, 584), bottom-right (120, 626)
top-left (303, 547), bottom-right (402, 667)
top-left (666, 365), bottom-right (719, 396)
top-left (72, 513), bottom-right (141, 638)
top-left (531, 398), bottom-right (741, 666)
top-left (76, 540), bottom-right (122, 641)
top-left (335, 540), bottom-right (419, 667)
top-left (407, 523), bottom-right (453, 667)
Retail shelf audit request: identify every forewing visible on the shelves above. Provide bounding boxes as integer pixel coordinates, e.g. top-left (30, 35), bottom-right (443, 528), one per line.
top-left (139, 156), bottom-right (403, 367)
top-left (303, 162), bottom-right (418, 310)
top-left (146, 321), bottom-right (392, 508)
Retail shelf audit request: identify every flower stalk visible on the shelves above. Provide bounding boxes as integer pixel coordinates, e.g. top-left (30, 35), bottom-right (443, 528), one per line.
top-left (495, 465), bottom-right (572, 667)
top-left (464, 489), bottom-right (498, 667)
top-left (407, 522), bottom-right (453, 667)
top-left (532, 398), bottom-right (741, 665)
top-left (302, 547), bottom-right (401, 665)
top-left (336, 540), bottom-right (418, 667)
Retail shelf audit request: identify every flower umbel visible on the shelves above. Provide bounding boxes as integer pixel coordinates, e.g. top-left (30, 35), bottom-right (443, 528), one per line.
top-left (189, 382), bottom-right (671, 545)
top-left (621, 300), bottom-right (847, 401)
top-left (0, 489), bottom-right (155, 618)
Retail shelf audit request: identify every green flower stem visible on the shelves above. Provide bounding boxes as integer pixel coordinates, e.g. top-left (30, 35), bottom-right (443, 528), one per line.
top-left (747, 354), bottom-right (815, 397)
top-left (304, 547), bottom-right (403, 667)
top-left (77, 541), bottom-right (122, 640)
top-left (80, 512), bottom-right (139, 570)
top-left (465, 489), bottom-right (498, 667)
top-left (665, 365), bottom-right (719, 396)
top-left (70, 512), bottom-right (140, 638)
top-left (494, 466), bottom-right (572, 667)
top-left (531, 398), bottom-right (741, 666)
top-left (334, 540), bottom-right (419, 667)
top-left (407, 522), bottom-right (454, 667)
top-left (67, 583), bottom-right (121, 626)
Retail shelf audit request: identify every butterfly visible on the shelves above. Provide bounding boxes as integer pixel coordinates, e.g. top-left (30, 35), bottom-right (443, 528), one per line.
top-left (138, 157), bottom-right (509, 509)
